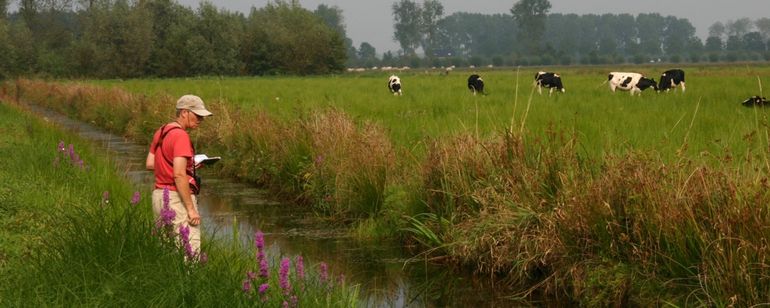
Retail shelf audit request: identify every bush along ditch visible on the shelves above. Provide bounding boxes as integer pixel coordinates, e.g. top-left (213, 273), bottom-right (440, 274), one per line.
top-left (0, 100), bottom-right (358, 307)
top-left (6, 79), bottom-right (770, 305)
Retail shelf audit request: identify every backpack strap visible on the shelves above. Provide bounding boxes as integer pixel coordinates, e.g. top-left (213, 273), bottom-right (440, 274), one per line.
top-left (155, 124), bottom-right (182, 167)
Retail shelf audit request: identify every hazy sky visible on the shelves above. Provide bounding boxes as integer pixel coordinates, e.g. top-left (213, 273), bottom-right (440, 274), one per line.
top-left (173, 0), bottom-right (767, 53)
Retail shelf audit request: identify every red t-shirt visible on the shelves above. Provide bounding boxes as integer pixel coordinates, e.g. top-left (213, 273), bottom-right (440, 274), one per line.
top-left (149, 125), bottom-right (195, 191)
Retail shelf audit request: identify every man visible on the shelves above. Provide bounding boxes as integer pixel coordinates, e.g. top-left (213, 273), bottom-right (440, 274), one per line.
top-left (146, 94), bottom-right (212, 254)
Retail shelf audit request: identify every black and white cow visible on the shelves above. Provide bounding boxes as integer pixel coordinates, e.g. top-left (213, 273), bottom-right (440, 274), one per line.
top-left (659, 69), bottom-right (686, 92)
top-left (534, 71), bottom-right (565, 95)
top-left (742, 96), bottom-right (769, 107)
top-left (468, 74), bottom-right (485, 95)
top-left (607, 72), bottom-right (658, 96)
top-left (388, 75), bottom-right (402, 95)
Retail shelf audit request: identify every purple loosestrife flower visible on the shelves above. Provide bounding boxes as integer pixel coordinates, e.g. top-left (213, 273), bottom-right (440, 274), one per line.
top-left (282, 301), bottom-right (289, 308)
top-left (259, 257), bottom-right (269, 278)
top-left (156, 188), bottom-right (176, 232)
top-left (247, 271), bottom-right (257, 281)
top-left (279, 257), bottom-right (291, 295)
top-left (57, 141), bottom-right (65, 152)
top-left (319, 262), bottom-right (328, 284)
top-left (255, 231), bottom-right (265, 251)
top-left (259, 283), bottom-right (269, 302)
top-left (290, 295), bottom-right (298, 308)
top-left (242, 279), bottom-right (252, 293)
top-left (130, 191), bottom-right (141, 206)
top-left (255, 231), bottom-right (269, 278)
top-left (179, 225), bottom-right (195, 260)
top-left (295, 255), bottom-right (305, 281)
top-left (258, 283), bottom-right (269, 294)
top-left (199, 252), bottom-right (208, 265)
top-left (68, 144), bottom-right (75, 160)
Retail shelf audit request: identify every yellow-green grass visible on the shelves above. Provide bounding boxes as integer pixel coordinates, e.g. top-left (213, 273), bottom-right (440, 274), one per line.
top-left (7, 63), bottom-right (770, 305)
top-left (0, 100), bottom-right (358, 307)
top-left (91, 64), bottom-right (770, 163)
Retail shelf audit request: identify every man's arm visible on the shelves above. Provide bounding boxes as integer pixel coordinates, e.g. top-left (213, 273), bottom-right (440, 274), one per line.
top-left (146, 152), bottom-right (155, 170)
top-left (173, 156), bottom-right (201, 226)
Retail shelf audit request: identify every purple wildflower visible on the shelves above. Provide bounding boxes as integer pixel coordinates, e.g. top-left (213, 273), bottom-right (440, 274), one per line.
top-left (130, 191), bottom-right (141, 206)
top-left (258, 283), bottom-right (269, 294)
top-left (242, 279), bottom-right (252, 293)
top-left (199, 252), bottom-right (208, 264)
top-left (319, 262), bottom-right (328, 284)
top-left (282, 301), bottom-right (289, 308)
top-left (255, 231), bottom-right (265, 250)
top-left (279, 257), bottom-right (291, 295)
top-left (160, 188), bottom-right (174, 226)
top-left (295, 255), bottom-right (305, 281)
top-left (290, 295), bottom-right (298, 308)
top-left (68, 144), bottom-right (75, 160)
top-left (179, 225), bottom-right (195, 259)
top-left (57, 141), bottom-right (65, 152)
top-left (247, 271), bottom-right (257, 281)
top-left (259, 256), bottom-right (269, 278)
top-left (255, 231), bottom-right (268, 278)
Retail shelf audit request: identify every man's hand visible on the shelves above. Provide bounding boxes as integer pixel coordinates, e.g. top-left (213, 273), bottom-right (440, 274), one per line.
top-left (188, 207), bottom-right (201, 226)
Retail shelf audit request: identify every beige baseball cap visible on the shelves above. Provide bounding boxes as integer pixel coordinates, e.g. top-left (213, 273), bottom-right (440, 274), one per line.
top-left (176, 94), bottom-right (213, 117)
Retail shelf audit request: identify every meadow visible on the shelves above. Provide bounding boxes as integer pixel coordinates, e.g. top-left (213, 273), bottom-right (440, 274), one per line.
top-left (4, 63), bottom-right (770, 305)
top-left (0, 100), bottom-right (358, 307)
top-left (92, 64), bottom-right (770, 162)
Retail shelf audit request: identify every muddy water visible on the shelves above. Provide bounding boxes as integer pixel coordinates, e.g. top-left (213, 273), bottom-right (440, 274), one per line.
top-left (29, 105), bottom-right (520, 307)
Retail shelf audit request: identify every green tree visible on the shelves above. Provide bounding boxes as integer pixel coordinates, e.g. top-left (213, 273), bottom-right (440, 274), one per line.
top-left (636, 13), bottom-right (664, 56)
top-left (743, 32), bottom-right (765, 52)
top-left (726, 18), bottom-right (752, 38)
top-left (242, 1), bottom-right (345, 75)
top-left (705, 36), bottom-right (723, 52)
top-left (662, 16), bottom-right (696, 56)
top-left (709, 22), bottom-right (726, 40)
top-left (510, 0), bottom-right (551, 54)
top-left (420, 0), bottom-right (443, 57)
top-left (754, 18), bottom-right (770, 41)
top-left (185, 2), bottom-right (243, 75)
top-left (392, 0), bottom-right (421, 56)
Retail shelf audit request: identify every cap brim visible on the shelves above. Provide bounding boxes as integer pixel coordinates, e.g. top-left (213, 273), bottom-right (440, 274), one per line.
top-left (190, 109), bottom-right (213, 117)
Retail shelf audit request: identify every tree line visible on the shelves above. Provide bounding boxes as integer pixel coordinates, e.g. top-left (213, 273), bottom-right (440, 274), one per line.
top-left (0, 0), bottom-right (768, 79)
top-left (348, 0), bottom-right (770, 68)
top-left (0, 0), bottom-right (347, 79)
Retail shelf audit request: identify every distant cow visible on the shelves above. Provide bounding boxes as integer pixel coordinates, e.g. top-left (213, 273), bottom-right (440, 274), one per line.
top-left (607, 72), bottom-right (658, 96)
top-left (659, 69), bottom-right (686, 92)
top-left (534, 71), bottom-right (565, 95)
top-left (468, 74), bottom-right (485, 95)
top-left (742, 96), bottom-right (769, 107)
top-left (388, 75), bottom-right (402, 95)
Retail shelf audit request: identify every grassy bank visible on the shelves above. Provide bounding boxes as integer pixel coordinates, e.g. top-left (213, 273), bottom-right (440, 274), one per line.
top-left (5, 64), bottom-right (770, 305)
top-left (0, 100), bottom-right (358, 307)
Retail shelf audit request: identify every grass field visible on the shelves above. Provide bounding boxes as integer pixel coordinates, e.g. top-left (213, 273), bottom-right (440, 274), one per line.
top-left (0, 100), bottom-right (358, 307)
top-left (91, 64), bottom-right (770, 162)
top-left (6, 63), bottom-right (770, 305)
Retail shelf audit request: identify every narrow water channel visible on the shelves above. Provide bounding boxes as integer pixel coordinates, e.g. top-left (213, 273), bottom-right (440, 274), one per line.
top-left (28, 104), bottom-right (520, 307)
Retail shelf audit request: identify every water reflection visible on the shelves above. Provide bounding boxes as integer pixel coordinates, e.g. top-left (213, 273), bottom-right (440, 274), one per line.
top-left (27, 104), bottom-right (521, 307)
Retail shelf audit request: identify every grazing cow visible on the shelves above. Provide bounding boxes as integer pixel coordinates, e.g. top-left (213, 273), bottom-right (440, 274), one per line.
top-left (742, 96), bottom-right (769, 107)
top-left (534, 71), bottom-right (565, 95)
top-left (607, 72), bottom-right (658, 96)
top-left (659, 69), bottom-right (686, 92)
top-left (468, 74), bottom-right (485, 95)
top-left (388, 75), bottom-right (402, 95)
